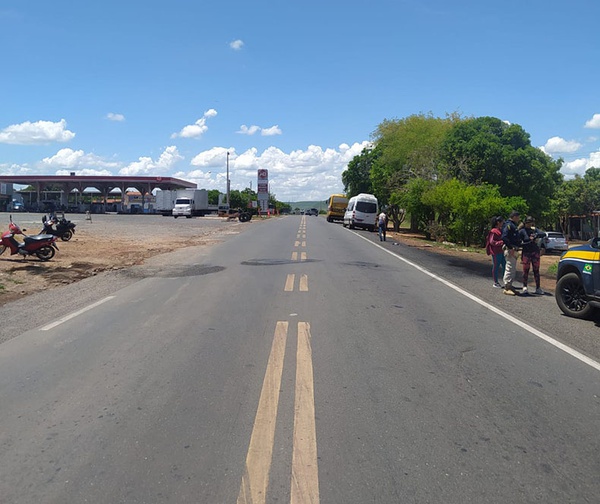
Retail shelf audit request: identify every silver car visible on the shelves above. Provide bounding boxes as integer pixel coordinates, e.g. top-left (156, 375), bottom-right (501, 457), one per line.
top-left (538, 230), bottom-right (569, 253)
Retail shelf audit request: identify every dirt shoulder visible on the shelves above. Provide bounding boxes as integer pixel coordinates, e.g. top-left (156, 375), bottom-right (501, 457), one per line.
top-left (0, 213), bottom-right (247, 307)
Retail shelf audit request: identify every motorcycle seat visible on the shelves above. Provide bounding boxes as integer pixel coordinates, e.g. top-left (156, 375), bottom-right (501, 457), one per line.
top-left (24, 234), bottom-right (54, 244)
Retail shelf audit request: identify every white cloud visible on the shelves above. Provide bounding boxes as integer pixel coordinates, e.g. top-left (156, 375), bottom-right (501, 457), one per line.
top-left (562, 149), bottom-right (600, 178)
top-left (0, 119), bottom-right (75, 145)
top-left (584, 113), bottom-right (600, 129)
top-left (184, 141), bottom-right (370, 201)
top-left (0, 162), bottom-right (34, 175)
top-left (261, 125), bottom-right (282, 136)
top-left (237, 125), bottom-right (261, 136)
top-left (190, 146), bottom-right (231, 168)
top-left (119, 146), bottom-right (183, 176)
top-left (541, 136), bottom-right (582, 154)
top-left (106, 112), bottom-right (125, 122)
top-left (237, 124), bottom-right (282, 136)
top-left (42, 148), bottom-right (120, 170)
top-left (2, 139), bottom-right (372, 201)
top-left (55, 168), bottom-right (114, 176)
top-left (171, 109), bottom-right (218, 139)
top-left (229, 39), bottom-right (244, 50)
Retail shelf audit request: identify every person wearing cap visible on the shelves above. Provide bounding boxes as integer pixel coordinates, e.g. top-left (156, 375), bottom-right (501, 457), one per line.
top-left (501, 211), bottom-right (522, 295)
top-left (518, 216), bottom-right (544, 295)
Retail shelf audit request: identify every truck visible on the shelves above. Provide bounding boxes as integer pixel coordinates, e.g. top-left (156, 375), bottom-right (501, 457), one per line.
top-left (555, 236), bottom-right (600, 318)
top-left (172, 189), bottom-right (218, 218)
top-left (154, 190), bottom-right (175, 216)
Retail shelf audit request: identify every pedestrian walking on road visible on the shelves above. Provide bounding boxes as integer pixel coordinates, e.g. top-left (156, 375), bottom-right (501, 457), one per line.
top-left (501, 211), bottom-right (522, 295)
top-left (486, 215), bottom-right (506, 288)
top-left (518, 216), bottom-right (544, 295)
top-left (378, 211), bottom-right (387, 242)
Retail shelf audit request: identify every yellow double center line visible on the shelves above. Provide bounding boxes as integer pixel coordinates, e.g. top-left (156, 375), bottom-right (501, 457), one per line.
top-left (237, 322), bottom-right (320, 504)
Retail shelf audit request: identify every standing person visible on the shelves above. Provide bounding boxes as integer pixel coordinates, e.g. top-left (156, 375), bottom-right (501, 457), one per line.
top-left (486, 216), bottom-right (506, 288)
top-left (518, 216), bottom-right (544, 295)
top-left (378, 210), bottom-right (387, 242)
top-left (501, 211), bottom-right (522, 295)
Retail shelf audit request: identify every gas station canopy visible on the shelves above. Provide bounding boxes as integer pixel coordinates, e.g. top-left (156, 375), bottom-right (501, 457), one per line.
top-left (0, 175), bottom-right (196, 196)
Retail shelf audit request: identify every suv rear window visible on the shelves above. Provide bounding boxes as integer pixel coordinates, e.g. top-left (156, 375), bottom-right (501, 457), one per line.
top-left (356, 201), bottom-right (377, 213)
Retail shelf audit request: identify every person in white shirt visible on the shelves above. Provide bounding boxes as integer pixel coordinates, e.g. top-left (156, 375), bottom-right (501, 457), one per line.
top-left (378, 211), bottom-right (387, 242)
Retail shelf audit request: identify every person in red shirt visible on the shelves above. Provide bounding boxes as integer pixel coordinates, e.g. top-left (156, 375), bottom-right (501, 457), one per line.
top-left (486, 216), bottom-right (506, 288)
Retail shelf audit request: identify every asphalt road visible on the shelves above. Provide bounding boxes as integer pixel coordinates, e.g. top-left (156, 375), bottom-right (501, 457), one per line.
top-left (1, 215), bottom-right (599, 503)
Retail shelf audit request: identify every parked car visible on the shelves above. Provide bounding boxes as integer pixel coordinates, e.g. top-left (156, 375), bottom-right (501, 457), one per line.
top-left (537, 230), bottom-right (569, 253)
top-left (555, 237), bottom-right (600, 318)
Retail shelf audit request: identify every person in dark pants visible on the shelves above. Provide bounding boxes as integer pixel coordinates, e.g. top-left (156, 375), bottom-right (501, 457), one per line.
top-left (378, 211), bottom-right (387, 241)
top-left (518, 216), bottom-right (544, 295)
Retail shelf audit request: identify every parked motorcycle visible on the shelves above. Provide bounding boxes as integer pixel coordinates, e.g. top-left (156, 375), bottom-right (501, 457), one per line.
top-left (0, 217), bottom-right (59, 261)
top-left (41, 212), bottom-right (76, 241)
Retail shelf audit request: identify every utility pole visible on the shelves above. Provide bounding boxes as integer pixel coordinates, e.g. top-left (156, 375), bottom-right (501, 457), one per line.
top-left (226, 151), bottom-right (230, 206)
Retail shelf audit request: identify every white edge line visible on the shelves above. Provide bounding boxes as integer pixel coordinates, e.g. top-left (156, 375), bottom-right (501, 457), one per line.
top-left (40, 296), bottom-right (116, 331)
top-left (352, 231), bottom-right (600, 372)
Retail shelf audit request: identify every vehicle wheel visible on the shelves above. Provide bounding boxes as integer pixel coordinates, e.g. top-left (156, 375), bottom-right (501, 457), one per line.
top-left (327, 216), bottom-right (332, 222)
top-left (555, 272), bottom-right (593, 319)
top-left (61, 230), bottom-right (73, 241)
top-left (186, 215), bottom-right (192, 219)
top-left (349, 221), bottom-right (355, 229)
top-left (0, 245), bottom-right (5, 255)
top-left (35, 246), bottom-right (55, 261)
top-left (173, 216), bottom-right (178, 219)
top-left (342, 221), bottom-right (347, 228)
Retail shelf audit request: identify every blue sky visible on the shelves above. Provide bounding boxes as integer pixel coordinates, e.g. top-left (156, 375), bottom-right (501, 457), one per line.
top-left (1, 0), bottom-right (599, 202)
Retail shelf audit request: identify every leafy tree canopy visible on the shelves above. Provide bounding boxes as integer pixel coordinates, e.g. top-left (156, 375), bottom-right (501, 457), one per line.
top-left (370, 112), bottom-right (460, 205)
top-left (342, 145), bottom-right (379, 198)
top-left (439, 116), bottom-right (563, 217)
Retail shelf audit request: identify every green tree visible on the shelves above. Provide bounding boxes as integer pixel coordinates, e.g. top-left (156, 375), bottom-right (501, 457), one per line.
top-left (370, 112), bottom-right (461, 206)
top-left (207, 189), bottom-right (221, 205)
top-left (422, 179), bottom-right (527, 246)
top-left (584, 167), bottom-right (600, 182)
top-left (439, 116), bottom-right (563, 217)
top-left (342, 145), bottom-right (378, 198)
top-left (392, 177), bottom-right (435, 232)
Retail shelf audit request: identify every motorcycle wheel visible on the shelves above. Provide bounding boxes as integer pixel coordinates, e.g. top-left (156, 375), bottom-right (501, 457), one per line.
top-left (0, 245), bottom-right (5, 255)
top-left (61, 230), bottom-right (73, 241)
top-left (35, 246), bottom-right (55, 261)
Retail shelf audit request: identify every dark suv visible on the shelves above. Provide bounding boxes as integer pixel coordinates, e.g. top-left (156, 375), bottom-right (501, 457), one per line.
top-left (555, 237), bottom-right (600, 318)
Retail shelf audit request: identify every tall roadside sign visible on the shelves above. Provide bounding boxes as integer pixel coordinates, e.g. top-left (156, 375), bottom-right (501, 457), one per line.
top-left (257, 169), bottom-right (269, 214)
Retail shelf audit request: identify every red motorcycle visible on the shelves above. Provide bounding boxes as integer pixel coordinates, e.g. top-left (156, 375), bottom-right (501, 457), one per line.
top-left (0, 217), bottom-right (59, 261)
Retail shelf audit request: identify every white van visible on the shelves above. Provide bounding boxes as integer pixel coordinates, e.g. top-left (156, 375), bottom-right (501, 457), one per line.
top-left (343, 193), bottom-right (378, 231)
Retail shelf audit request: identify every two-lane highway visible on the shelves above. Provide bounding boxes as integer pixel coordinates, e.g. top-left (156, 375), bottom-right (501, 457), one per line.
top-left (1, 215), bottom-right (599, 503)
